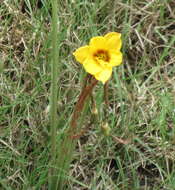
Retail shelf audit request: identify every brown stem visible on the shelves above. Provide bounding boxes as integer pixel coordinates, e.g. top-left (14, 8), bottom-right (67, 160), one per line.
top-left (69, 77), bottom-right (98, 136)
top-left (81, 74), bottom-right (92, 91)
top-left (56, 76), bottom-right (98, 189)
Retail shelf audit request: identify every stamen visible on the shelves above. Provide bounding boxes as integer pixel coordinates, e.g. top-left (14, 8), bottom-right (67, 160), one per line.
top-left (93, 50), bottom-right (109, 62)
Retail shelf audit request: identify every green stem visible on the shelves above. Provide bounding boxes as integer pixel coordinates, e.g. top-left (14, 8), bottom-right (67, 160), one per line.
top-left (50, 0), bottom-right (59, 188)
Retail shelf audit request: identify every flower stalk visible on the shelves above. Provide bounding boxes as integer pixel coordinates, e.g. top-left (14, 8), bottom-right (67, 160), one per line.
top-left (56, 76), bottom-right (98, 189)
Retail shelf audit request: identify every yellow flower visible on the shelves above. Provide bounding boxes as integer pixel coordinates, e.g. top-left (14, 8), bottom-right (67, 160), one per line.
top-left (73, 32), bottom-right (122, 84)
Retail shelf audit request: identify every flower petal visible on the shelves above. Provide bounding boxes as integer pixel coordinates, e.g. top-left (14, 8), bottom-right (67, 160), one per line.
top-left (73, 45), bottom-right (90, 63)
top-left (94, 68), bottom-right (112, 84)
top-left (104, 32), bottom-right (122, 51)
top-left (104, 32), bottom-right (121, 40)
top-left (89, 36), bottom-right (107, 53)
top-left (83, 58), bottom-right (102, 75)
top-left (108, 51), bottom-right (122, 67)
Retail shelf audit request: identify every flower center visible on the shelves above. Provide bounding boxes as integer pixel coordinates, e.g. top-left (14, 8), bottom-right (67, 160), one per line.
top-left (93, 50), bottom-right (109, 62)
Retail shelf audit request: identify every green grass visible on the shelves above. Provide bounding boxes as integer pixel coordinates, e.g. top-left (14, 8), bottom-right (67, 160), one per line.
top-left (1, 0), bottom-right (175, 189)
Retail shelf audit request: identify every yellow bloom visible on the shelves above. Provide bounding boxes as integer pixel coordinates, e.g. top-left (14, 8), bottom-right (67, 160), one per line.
top-left (73, 32), bottom-right (122, 84)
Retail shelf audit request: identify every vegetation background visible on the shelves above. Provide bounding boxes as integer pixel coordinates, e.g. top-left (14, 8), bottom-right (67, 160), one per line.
top-left (0, 0), bottom-right (175, 189)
